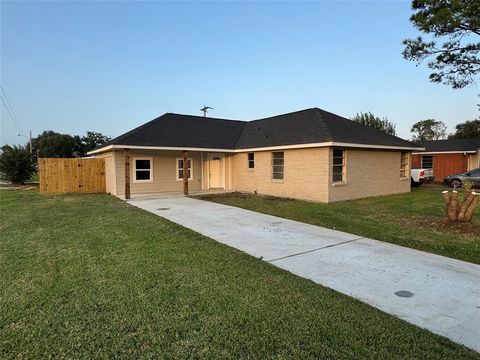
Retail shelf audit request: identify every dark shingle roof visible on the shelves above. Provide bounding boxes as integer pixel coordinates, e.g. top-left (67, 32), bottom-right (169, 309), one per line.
top-left (106, 113), bottom-right (246, 149)
top-left (96, 107), bottom-right (420, 152)
top-left (419, 138), bottom-right (480, 153)
top-left (235, 108), bottom-right (416, 149)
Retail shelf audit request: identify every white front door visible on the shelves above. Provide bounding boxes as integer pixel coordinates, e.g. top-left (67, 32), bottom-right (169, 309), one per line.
top-left (209, 155), bottom-right (222, 188)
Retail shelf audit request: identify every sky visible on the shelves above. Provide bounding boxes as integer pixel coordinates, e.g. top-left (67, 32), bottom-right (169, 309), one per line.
top-left (1, 1), bottom-right (478, 146)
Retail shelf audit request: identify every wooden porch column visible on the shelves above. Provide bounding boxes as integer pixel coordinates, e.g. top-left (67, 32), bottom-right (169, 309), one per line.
top-left (183, 150), bottom-right (188, 195)
top-left (124, 149), bottom-right (130, 199)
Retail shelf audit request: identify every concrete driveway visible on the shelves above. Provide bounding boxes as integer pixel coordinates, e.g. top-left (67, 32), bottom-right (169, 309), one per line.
top-left (128, 196), bottom-right (480, 352)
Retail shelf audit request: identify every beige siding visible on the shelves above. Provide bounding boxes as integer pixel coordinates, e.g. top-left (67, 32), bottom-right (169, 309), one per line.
top-left (231, 148), bottom-right (329, 202)
top-left (329, 149), bottom-right (410, 202)
top-left (114, 150), bottom-right (202, 196)
top-left (468, 150), bottom-right (480, 170)
top-left (95, 151), bottom-right (116, 194)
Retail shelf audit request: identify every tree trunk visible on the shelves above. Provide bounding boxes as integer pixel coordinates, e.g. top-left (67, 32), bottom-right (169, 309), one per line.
top-left (462, 193), bottom-right (479, 223)
top-left (446, 191), bottom-right (459, 222)
top-left (458, 191), bottom-right (475, 222)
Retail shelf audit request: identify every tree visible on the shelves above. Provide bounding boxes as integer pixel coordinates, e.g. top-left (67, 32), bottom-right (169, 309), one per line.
top-left (402, 0), bottom-right (480, 89)
top-left (411, 119), bottom-right (448, 141)
top-left (32, 130), bottom-right (110, 158)
top-left (351, 112), bottom-right (397, 136)
top-left (449, 119), bottom-right (480, 138)
top-left (0, 145), bottom-right (36, 184)
top-left (80, 131), bottom-right (111, 154)
top-left (32, 131), bottom-right (82, 158)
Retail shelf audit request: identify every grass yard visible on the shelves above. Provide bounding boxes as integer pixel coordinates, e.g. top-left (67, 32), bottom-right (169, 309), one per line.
top-left (198, 189), bottom-right (480, 264)
top-left (1, 190), bottom-right (479, 359)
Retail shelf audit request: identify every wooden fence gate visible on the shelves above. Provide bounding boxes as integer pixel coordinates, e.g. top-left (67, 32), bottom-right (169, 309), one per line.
top-left (39, 158), bottom-right (106, 194)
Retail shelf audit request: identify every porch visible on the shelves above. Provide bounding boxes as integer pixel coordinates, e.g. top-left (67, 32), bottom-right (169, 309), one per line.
top-left (100, 148), bottom-right (234, 198)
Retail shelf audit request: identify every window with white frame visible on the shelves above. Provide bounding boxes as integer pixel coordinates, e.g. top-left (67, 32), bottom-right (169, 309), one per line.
top-left (332, 149), bottom-right (345, 183)
top-left (133, 158), bottom-right (153, 182)
top-left (272, 152), bottom-right (284, 180)
top-left (422, 155), bottom-right (433, 169)
top-left (176, 158), bottom-right (193, 180)
top-left (400, 152), bottom-right (409, 178)
top-left (248, 153), bottom-right (255, 169)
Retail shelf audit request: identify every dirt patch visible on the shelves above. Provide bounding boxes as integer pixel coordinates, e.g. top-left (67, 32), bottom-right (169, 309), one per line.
top-left (195, 192), bottom-right (253, 200)
top-left (393, 216), bottom-right (480, 237)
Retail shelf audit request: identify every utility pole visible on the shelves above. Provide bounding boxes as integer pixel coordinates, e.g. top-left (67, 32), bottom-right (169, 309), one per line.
top-left (29, 130), bottom-right (32, 154)
top-left (200, 106), bottom-right (213, 117)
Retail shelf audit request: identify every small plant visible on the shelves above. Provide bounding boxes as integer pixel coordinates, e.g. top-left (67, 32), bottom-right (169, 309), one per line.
top-left (442, 180), bottom-right (478, 223)
top-left (0, 145), bottom-right (36, 184)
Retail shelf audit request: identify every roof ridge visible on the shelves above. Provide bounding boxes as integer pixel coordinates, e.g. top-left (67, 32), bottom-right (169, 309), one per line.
top-left (245, 107), bottom-right (317, 124)
top-left (166, 112), bottom-right (247, 123)
top-left (313, 108), bottom-right (334, 142)
top-left (103, 113), bottom-right (167, 147)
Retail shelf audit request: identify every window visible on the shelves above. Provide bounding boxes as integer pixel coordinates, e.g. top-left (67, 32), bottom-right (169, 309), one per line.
top-left (176, 158), bottom-right (193, 181)
top-left (422, 155), bottom-right (433, 169)
top-left (400, 152), bottom-right (409, 178)
top-left (272, 152), bottom-right (284, 180)
top-left (248, 153), bottom-right (255, 169)
top-left (133, 158), bottom-right (152, 183)
top-left (332, 149), bottom-right (345, 183)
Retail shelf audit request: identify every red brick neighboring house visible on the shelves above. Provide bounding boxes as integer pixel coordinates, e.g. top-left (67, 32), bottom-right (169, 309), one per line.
top-left (412, 138), bottom-right (480, 181)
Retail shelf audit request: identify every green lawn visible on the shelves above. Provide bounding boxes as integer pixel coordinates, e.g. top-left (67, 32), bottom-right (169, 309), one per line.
top-left (1, 190), bottom-right (478, 359)
top-left (198, 189), bottom-right (480, 264)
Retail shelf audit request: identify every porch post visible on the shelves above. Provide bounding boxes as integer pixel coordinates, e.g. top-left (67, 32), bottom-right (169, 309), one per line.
top-left (183, 150), bottom-right (188, 195)
top-left (124, 149), bottom-right (130, 199)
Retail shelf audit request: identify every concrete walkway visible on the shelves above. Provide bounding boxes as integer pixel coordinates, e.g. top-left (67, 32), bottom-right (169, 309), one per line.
top-left (128, 196), bottom-right (480, 352)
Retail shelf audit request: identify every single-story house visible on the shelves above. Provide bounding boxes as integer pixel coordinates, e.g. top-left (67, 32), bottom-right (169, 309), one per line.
top-left (411, 138), bottom-right (480, 181)
top-left (88, 108), bottom-right (423, 203)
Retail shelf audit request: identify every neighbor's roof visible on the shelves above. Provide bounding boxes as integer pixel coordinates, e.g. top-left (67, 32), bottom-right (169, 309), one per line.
top-left (90, 108), bottom-right (421, 154)
top-left (415, 138), bottom-right (480, 153)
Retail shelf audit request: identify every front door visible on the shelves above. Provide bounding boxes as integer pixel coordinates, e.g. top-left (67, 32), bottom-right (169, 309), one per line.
top-left (209, 156), bottom-right (222, 188)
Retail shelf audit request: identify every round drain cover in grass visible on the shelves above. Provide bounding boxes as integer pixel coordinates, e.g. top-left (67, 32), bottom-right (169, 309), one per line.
top-left (395, 290), bottom-right (414, 298)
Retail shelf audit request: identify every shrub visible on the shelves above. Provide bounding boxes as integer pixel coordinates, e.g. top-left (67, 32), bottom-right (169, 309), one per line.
top-left (0, 145), bottom-right (36, 184)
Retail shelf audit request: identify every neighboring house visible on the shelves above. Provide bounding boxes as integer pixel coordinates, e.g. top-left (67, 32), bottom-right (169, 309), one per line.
top-left (411, 138), bottom-right (480, 181)
top-left (88, 108), bottom-right (423, 203)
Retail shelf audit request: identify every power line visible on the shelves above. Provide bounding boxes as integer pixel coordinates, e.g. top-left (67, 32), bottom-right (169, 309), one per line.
top-left (0, 86), bottom-right (26, 136)
top-left (0, 94), bottom-right (25, 136)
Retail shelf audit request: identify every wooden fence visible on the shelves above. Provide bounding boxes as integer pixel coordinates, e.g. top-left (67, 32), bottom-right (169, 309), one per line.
top-left (38, 158), bottom-right (106, 194)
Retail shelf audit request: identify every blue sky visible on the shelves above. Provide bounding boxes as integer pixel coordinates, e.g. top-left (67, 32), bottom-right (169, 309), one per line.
top-left (1, 1), bottom-right (478, 145)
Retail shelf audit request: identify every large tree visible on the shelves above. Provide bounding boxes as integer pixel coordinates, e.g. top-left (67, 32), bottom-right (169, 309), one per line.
top-left (411, 119), bottom-right (448, 141)
top-left (351, 112), bottom-right (397, 136)
top-left (402, 0), bottom-right (480, 89)
top-left (449, 119), bottom-right (480, 138)
top-left (32, 130), bottom-right (111, 158)
top-left (32, 131), bottom-right (82, 158)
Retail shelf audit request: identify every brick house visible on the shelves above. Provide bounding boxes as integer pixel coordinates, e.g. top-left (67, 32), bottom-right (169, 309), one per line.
top-left (89, 108), bottom-right (423, 202)
top-left (411, 138), bottom-right (480, 181)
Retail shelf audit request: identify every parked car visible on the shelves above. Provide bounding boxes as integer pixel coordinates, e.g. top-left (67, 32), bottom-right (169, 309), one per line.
top-left (411, 168), bottom-right (434, 187)
top-left (443, 168), bottom-right (480, 188)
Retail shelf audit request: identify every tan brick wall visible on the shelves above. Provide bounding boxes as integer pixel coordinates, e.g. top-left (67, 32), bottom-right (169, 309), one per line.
top-left (329, 149), bottom-right (411, 202)
top-left (102, 146), bottom-right (412, 202)
top-left (231, 148), bottom-right (330, 202)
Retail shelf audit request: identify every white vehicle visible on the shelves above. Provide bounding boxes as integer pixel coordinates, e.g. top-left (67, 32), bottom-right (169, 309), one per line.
top-left (411, 168), bottom-right (434, 187)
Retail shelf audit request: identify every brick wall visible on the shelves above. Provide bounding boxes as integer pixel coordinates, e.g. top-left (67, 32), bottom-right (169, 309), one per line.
top-left (231, 148), bottom-right (330, 202)
top-left (412, 153), bottom-right (468, 180)
top-left (412, 154), bottom-right (421, 169)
